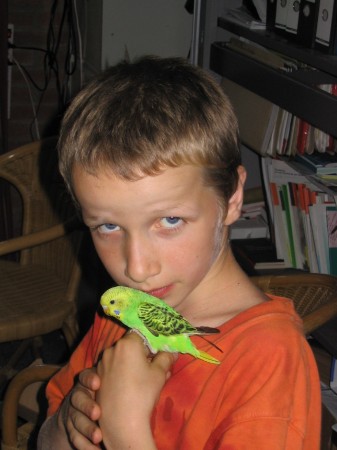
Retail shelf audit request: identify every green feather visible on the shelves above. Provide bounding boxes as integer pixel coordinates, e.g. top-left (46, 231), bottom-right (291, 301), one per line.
top-left (138, 302), bottom-right (200, 336)
top-left (100, 286), bottom-right (221, 364)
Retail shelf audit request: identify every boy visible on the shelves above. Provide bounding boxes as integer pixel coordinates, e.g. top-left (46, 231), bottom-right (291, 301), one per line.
top-left (38, 56), bottom-right (321, 449)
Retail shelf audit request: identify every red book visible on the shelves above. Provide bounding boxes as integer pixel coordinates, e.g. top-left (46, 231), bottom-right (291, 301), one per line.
top-left (296, 119), bottom-right (310, 154)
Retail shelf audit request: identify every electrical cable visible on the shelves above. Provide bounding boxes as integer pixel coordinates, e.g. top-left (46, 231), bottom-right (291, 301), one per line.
top-left (10, 0), bottom-right (81, 140)
top-left (9, 45), bottom-right (55, 91)
top-left (45, 0), bottom-right (68, 112)
top-left (12, 56), bottom-right (40, 140)
top-left (72, 0), bottom-right (83, 88)
top-left (61, 0), bottom-right (77, 103)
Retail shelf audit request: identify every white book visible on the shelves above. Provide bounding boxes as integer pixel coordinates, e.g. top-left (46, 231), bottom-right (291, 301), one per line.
top-left (309, 202), bottom-right (330, 274)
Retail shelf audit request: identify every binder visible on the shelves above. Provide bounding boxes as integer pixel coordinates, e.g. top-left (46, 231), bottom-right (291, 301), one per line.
top-left (296, 0), bottom-right (319, 48)
top-left (285, 0), bottom-right (300, 37)
top-left (275, 0), bottom-right (288, 32)
top-left (266, 0), bottom-right (277, 29)
top-left (315, 0), bottom-right (337, 53)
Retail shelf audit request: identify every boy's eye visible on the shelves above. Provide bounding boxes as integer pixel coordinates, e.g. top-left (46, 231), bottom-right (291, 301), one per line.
top-left (160, 217), bottom-right (183, 229)
top-left (97, 223), bottom-right (120, 233)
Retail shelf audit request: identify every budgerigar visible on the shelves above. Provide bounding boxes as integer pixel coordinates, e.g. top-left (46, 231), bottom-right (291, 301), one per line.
top-left (100, 286), bottom-right (221, 364)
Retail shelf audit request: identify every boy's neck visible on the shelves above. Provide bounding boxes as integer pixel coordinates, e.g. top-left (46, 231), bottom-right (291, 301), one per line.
top-left (180, 248), bottom-right (267, 328)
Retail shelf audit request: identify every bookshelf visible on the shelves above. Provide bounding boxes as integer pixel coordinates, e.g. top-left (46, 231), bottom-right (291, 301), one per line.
top-left (210, 18), bottom-right (337, 138)
top-left (217, 17), bottom-right (337, 76)
top-left (207, 12), bottom-right (337, 445)
top-left (207, 12), bottom-right (337, 271)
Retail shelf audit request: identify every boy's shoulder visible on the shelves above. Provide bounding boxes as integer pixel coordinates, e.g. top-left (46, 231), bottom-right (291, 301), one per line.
top-left (217, 293), bottom-right (303, 341)
top-left (206, 295), bottom-right (307, 365)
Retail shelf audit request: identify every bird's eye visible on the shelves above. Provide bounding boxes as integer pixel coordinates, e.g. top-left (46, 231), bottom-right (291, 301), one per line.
top-left (110, 300), bottom-right (115, 305)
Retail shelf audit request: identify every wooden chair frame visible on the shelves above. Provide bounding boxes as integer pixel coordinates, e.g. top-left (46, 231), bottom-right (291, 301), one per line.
top-left (0, 138), bottom-right (83, 384)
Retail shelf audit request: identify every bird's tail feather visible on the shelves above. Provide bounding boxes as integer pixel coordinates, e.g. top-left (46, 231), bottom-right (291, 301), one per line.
top-left (197, 350), bottom-right (220, 365)
top-left (195, 326), bottom-right (220, 335)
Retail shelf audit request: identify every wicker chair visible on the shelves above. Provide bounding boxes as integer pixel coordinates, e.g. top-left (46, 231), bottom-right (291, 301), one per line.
top-left (1, 363), bottom-right (60, 450)
top-left (2, 272), bottom-right (337, 449)
top-left (0, 137), bottom-right (83, 385)
top-left (251, 273), bottom-right (337, 335)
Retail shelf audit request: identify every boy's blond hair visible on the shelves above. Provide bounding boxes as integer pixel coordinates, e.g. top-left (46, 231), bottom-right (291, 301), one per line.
top-left (58, 56), bottom-right (241, 203)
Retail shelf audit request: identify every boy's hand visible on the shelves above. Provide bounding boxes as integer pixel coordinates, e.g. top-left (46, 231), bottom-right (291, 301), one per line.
top-left (96, 332), bottom-right (177, 449)
top-left (61, 367), bottom-right (103, 449)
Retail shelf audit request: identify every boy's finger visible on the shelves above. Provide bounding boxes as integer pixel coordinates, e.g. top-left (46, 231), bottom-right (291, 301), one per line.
top-left (152, 351), bottom-right (178, 377)
top-left (123, 329), bottom-right (152, 357)
top-left (123, 331), bottom-right (178, 370)
top-left (70, 387), bottom-right (101, 421)
top-left (79, 367), bottom-right (100, 390)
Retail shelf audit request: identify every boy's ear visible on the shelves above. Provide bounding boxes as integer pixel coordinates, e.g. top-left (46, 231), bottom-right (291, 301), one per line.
top-left (224, 166), bottom-right (247, 226)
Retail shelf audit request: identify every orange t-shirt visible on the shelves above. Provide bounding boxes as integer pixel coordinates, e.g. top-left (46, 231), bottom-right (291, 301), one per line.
top-left (46, 295), bottom-right (321, 449)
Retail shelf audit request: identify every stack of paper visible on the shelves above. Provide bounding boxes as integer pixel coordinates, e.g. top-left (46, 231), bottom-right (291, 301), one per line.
top-left (230, 202), bottom-right (269, 240)
top-left (225, 5), bottom-right (266, 30)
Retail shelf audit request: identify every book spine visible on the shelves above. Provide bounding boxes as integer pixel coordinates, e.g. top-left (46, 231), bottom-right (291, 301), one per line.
top-left (296, 120), bottom-right (310, 154)
top-left (327, 205), bottom-right (337, 276)
top-left (270, 182), bottom-right (290, 265)
top-left (280, 185), bottom-right (296, 267)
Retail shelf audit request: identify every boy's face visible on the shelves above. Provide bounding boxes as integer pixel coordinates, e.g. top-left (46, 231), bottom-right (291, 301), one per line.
top-left (73, 164), bottom-right (235, 312)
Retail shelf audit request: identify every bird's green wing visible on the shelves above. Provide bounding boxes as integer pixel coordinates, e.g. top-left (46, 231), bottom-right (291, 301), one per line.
top-left (138, 302), bottom-right (197, 336)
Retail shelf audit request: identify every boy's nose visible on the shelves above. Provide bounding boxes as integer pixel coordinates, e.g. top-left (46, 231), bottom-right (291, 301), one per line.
top-left (124, 235), bottom-right (160, 283)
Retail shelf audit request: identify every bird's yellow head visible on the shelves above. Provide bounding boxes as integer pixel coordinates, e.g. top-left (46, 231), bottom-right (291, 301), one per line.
top-left (101, 287), bottom-right (123, 318)
top-left (100, 286), bottom-right (134, 319)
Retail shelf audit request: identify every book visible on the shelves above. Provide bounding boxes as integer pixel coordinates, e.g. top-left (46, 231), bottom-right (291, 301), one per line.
top-left (296, 119), bottom-right (310, 154)
top-left (288, 182), bottom-right (307, 269)
top-left (241, 201), bottom-right (266, 219)
top-left (295, 151), bottom-right (337, 175)
top-left (225, 6), bottom-right (266, 30)
top-left (269, 181), bottom-right (289, 263)
top-left (276, 110), bottom-right (293, 155)
top-left (261, 157), bottom-right (337, 273)
top-left (298, 183), bottom-right (318, 272)
top-left (254, 260), bottom-right (287, 270)
top-left (231, 238), bottom-right (283, 270)
top-left (309, 201), bottom-right (330, 274)
top-left (280, 185), bottom-right (296, 267)
top-left (252, 0), bottom-right (267, 23)
top-left (287, 116), bottom-right (300, 156)
top-left (230, 214), bottom-right (269, 240)
top-left (327, 205), bottom-right (337, 275)
top-left (221, 77), bottom-right (279, 156)
top-left (315, 85), bottom-right (337, 153)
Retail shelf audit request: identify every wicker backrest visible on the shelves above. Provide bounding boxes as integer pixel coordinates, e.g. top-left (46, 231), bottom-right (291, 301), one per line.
top-left (0, 137), bottom-right (81, 302)
top-left (251, 273), bottom-right (337, 334)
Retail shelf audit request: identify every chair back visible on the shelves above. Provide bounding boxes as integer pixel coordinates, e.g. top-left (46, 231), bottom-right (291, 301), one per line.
top-left (251, 273), bottom-right (337, 334)
top-left (0, 137), bottom-right (81, 303)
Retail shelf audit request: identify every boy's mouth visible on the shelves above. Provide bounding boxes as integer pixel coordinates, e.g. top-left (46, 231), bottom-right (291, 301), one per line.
top-left (146, 285), bottom-right (173, 299)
